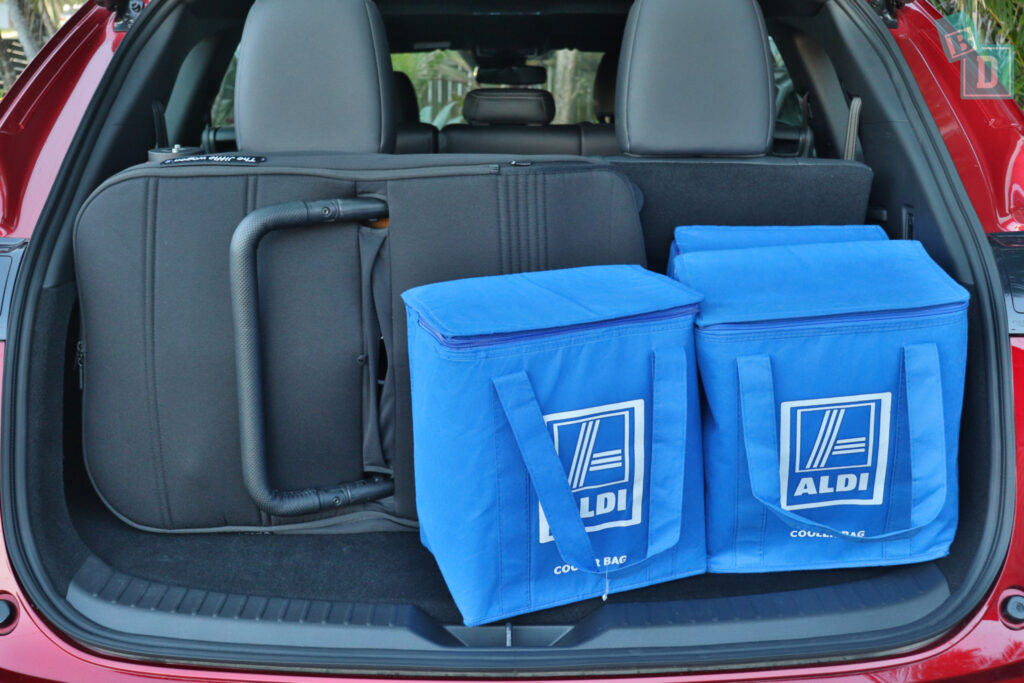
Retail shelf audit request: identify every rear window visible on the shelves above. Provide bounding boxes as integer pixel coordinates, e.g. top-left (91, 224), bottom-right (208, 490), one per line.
top-left (211, 44), bottom-right (798, 130)
top-left (391, 50), bottom-right (603, 126)
top-left (210, 52), bottom-right (237, 128)
top-left (771, 38), bottom-right (803, 127)
top-left (209, 49), bottom-right (602, 129)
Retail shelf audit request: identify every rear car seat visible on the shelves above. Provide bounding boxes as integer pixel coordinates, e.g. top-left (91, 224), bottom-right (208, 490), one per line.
top-left (440, 88), bottom-right (582, 154)
top-left (608, 0), bottom-right (874, 273)
top-left (442, 86), bottom-right (620, 156)
top-left (74, 0), bottom-right (647, 531)
top-left (201, 71), bottom-right (436, 154)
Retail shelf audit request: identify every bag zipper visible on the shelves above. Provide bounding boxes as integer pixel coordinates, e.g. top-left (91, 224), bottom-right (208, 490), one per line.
top-left (700, 301), bottom-right (967, 335)
top-left (418, 304), bottom-right (700, 350)
top-left (501, 160), bottom-right (595, 173)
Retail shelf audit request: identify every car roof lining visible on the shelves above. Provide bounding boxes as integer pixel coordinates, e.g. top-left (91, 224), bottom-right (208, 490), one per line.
top-left (376, 0), bottom-right (827, 54)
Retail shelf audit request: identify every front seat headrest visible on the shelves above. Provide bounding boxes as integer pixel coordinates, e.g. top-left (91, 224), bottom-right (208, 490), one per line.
top-left (463, 89), bottom-right (556, 125)
top-left (393, 71), bottom-right (421, 124)
top-left (616, 0), bottom-right (775, 157)
top-left (234, 0), bottom-right (395, 154)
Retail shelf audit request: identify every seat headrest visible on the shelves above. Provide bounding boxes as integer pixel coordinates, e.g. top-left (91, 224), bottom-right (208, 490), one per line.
top-left (393, 71), bottom-right (420, 124)
top-left (234, 0), bottom-right (395, 154)
top-left (616, 0), bottom-right (775, 157)
top-left (593, 51), bottom-right (618, 123)
top-left (463, 89), bottom-right (555, 125)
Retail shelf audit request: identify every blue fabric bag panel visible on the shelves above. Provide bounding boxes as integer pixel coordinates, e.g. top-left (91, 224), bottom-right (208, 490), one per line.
top-left (403, 265), bottom-right (706, 625)
top-left (666, 225), bottom-right (887, 279)
top-left (676, 241), bottom-right (968, 573)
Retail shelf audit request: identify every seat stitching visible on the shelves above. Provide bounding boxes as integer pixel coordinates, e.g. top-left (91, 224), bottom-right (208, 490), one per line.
top-left (247, 175), bottom-right (269, 527)
top-left (144, 178), bottom-right (173, 528)
top-left (516, 173), bottom-right (524, 272)
top-left (525, 172), bottom-right (536, 271)
top-left (364, 0), bottom-right (388, 151)
top-left (497, 174), bottom-right (510, 274)
top-left (540, 173), bottom-right (549, 269)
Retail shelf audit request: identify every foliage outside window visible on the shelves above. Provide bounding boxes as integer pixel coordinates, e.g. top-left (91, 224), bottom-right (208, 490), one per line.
top-left (210, 54), bottom-right (236, 128)
top-left (0, 1), bottom-right (87, 94)
top-left (770, 37), bottom-right (803, 127)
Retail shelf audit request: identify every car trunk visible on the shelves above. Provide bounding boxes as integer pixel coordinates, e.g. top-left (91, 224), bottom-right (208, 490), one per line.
top-left (1, 0), bottom-right (1013, 676)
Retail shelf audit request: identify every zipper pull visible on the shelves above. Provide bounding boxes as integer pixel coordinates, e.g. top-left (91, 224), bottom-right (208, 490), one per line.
top-left (76, 341), bottom-right (85, 390)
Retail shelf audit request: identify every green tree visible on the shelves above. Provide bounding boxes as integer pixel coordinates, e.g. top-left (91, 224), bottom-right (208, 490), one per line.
top-left (393, 49), bottom-right (603, 125)
top-left (538, 50), bottom-right (602, 123)
top-left (2, 0), bottom-right (79, 93)
top-left (210, 53), bottom-right (236, 127)
top-left (7, 0), bottom-right (62, 59)
top-left (393, 50), bottom-right (477, 126)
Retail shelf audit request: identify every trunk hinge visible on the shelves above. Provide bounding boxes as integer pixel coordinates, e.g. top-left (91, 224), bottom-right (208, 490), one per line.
top-left (93, 0), bottom-right (144, 32)
top-left (868, 0), bottom-right (904, 29)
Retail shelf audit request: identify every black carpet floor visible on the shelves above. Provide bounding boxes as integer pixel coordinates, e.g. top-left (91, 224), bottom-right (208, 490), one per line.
top-left (71, 495), bottom-right (889, 625)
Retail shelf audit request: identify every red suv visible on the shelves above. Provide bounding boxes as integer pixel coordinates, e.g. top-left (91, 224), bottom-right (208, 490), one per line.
top-left (1, 0), bottom-right (1023, 680)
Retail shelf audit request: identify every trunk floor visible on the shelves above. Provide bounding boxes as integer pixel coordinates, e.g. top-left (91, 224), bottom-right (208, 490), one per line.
top-left (72, 499), bottom-right (890, 625)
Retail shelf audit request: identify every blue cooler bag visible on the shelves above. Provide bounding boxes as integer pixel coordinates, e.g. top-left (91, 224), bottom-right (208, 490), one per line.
top-left (676, 241), bottom-right (968, 573)
top-left (402, 265), bottom-right (706, 625)
top-left (666, 224), bottom-right (887, 279)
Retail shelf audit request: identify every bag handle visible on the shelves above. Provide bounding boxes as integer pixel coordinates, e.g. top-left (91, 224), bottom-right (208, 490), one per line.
top-left (492, 348), bottom-right (688, 575)
top-left (737, 344), bottom-right (948, 541)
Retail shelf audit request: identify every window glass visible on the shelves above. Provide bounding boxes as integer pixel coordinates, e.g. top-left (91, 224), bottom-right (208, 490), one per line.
top-left (392, 50), bottom-right (603, 126)
top-left (210, 44), bottom-right (799, 131)
top-left (210, 52), bottom-right (237, 128)
top-left (770, 37), bottom-right (804, 128)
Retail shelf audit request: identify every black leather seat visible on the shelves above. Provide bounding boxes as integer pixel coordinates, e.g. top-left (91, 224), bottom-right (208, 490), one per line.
top-left (772, 120), bottom-right (815, 157)
top-left (440, 88), bottom-right (583, 154)
top-left (579, 50), bottom-right (620, 155)
top-left (393, 71), bottom-right (438, 153)
top-left (441, 87), bottom-right (621, 156)
top-left (576, 45), bottom-right (814, 158)
top-left (75, 0), bottom-right (647, 530)
top-left (608, 0), bottom-right (875, 273)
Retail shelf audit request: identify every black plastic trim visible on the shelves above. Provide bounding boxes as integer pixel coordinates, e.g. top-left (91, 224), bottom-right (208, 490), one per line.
top-left (66, 553), bottom-right (951, 665)
top-left (69, 555), bottom-right (463, 649)
top-left (988, 234), bottom-right (1024, 335)
top-left (0, 238), bottom-right (27, 341)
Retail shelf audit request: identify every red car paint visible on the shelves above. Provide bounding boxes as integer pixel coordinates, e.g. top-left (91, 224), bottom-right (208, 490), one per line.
top-left (1, 1), bottom-right (1024, 680)
top-left (893, 1), bottom-right (1024, 235)
top-left (0, 3), bottom-right (116, 239)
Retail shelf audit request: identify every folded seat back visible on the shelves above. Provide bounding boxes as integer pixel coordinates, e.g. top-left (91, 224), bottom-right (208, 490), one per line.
top-left (75, 0), bottom-right (647, 532)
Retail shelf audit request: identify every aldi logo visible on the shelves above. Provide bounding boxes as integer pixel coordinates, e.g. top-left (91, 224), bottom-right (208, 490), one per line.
top-left (539, 400), bottom-right (645, 543)
top-left (779, 393), bottom-right (891, 511)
